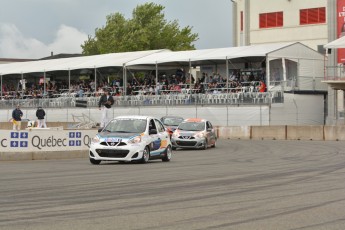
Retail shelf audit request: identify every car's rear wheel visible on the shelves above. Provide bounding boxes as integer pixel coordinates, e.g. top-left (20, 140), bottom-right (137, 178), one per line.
top-left (162, 146), bottom-right (172, 162)
top-left (89, 158), bottom-right (101, 165)
top-left (172, 146), bottom-right (177, 150)
top-left (140, 146), bottom-right (150, 163)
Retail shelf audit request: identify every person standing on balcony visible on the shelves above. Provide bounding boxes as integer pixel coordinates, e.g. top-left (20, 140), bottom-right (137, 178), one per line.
top-left (98, 89), bottom-right (114, 128)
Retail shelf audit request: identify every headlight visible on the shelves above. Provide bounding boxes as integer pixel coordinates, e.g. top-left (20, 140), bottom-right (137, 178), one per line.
top-left (194, 132), bottom-right (205, 138)
top-left (91, 135), bottom-right (100, 144)
top-left (128, 135), bottom-right (142, 144)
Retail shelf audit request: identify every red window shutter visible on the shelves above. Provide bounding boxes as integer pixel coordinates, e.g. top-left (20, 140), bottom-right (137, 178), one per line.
top-left (319, 7), bottom-right (326, 23)
top-left (259, 13), bottom-right (266, 28)
top-left (260, 11), bottom-right (283, 28)
top-left (309, 8), bottom-right (318, 24)
top-left (300, 9), bottom-right (307, 25)
top-left (300, 7), bottom-right (326, 25)
top-left (277, 12), bottom-right (283, 26)
top-left (267, 13), bottom-right (276, 27)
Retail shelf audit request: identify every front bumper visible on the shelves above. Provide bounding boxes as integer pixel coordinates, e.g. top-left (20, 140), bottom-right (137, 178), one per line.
top-left (89, 142), bottom-right (145, 162)
top-left (171, 137), bottom-right (206, 149)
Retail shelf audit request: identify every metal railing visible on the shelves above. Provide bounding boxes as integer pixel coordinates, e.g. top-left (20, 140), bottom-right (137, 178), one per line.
top-left (0, 91), bottom-right (284, 109)
top-left (325, 66), bottom-right (345, 80)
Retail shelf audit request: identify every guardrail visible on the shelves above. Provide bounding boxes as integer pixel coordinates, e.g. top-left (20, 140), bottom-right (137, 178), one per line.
top-left (325, 66), bottom-right (345, 80)
top-left (0, 91), bottom-right (284, 109)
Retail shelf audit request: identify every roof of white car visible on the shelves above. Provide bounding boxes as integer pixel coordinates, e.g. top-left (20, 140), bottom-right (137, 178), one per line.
top-left (115, 115), bottom-right (154, 120)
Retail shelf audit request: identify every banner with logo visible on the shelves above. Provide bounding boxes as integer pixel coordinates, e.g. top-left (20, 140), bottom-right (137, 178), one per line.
top-left (0, 130), bottom-right (97, 152)
top-left (337, 0), bottom-right (345, 63)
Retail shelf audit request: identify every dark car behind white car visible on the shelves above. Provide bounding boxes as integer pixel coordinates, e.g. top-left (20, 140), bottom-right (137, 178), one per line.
top-left (171, 118), bottom-right (217, 150)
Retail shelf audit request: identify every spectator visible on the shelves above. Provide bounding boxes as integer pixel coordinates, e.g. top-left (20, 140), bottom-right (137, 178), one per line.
top-left (98, 89), bottom-right (114, 128)
top-left (258, 80), bottom-right (267, 92)
top-left (36, 107), bottom-right (47, 128)
top-left (12, 105), bottom-right (23, 131)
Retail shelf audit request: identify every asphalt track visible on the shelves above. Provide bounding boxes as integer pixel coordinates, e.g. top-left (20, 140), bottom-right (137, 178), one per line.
top-left (1, 140), bottom-right (345, 230)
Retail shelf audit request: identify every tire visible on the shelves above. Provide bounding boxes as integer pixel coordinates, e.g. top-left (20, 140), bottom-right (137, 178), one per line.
top-left (89, 158), bottom-right (101, 165)
top-left (140, 146), bottom-right (150, 163)
top-left (172, 146), bottom-right (177, 150)
top-left (203, 139), bottom-right (208, 150)
top-left (212, 139), bottom-right (217, 148)
top-left (162, 146), bottom-right (172, 162)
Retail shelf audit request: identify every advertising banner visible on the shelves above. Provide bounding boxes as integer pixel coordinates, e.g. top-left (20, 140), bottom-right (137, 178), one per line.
top-left (337, 0), bottom-right (345, 63)
top-left (0, 130), bottom-right (97, 152)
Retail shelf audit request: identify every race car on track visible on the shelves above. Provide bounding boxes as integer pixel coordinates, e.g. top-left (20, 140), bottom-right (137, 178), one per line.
top-left (89, 115), bottom-right (172, 164)
top-left (171, 118), bottom-right (217, 150)
top-left (160, 116), bottom-right (184, 138)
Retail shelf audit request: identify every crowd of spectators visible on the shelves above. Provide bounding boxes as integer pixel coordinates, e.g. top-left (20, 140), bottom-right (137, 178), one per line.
top-left (1, 69), bottom-right (267, 100)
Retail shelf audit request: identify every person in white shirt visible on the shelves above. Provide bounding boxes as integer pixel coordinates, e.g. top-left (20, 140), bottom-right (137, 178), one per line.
top-left (98, 90), bottom-right (114, 128)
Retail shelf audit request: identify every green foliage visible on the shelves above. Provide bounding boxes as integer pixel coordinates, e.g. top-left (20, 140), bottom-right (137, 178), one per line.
top-left (81, 2), bottom-right (198, 55)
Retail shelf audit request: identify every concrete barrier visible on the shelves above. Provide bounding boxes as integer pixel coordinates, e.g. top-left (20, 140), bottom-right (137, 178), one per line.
top-left (324, 126), bottom-right (345, 141)
top-left (0, 151), bottom-right (88, 161)
top-left (33, 150), bottom-right (88, 160)
top-left (0, 122), bottom-right (79, 130)
top-left (0, 152), bottom-right (33, 161)
top-left (287, 126), bottom-right (324, 141)
top-left (217, 126), bottom-right (251, 140)
top-left (251, 126), bottom-right (286, 140)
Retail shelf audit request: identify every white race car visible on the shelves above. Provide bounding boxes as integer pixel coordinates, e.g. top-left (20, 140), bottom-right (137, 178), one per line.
top-left (89, 116), bottom-right (172, 164)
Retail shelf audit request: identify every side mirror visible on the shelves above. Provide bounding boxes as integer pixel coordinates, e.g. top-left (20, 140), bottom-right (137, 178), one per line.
top-left (149, 129), bottom-right (158, 135)
top-left (98, 128), bottom-right (103, 133)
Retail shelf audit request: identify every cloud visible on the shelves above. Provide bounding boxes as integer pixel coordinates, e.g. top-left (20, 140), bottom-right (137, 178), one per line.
top-left (0, 23), bottom-right (88, 59)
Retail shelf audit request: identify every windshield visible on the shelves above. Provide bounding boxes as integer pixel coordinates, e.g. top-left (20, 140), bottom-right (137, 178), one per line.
top-left (162, 117), bottom-right (184, 126)
top-left (178, 122), bottom-right (205, 131)
top-left (104, 119), bottom-right (147, 133)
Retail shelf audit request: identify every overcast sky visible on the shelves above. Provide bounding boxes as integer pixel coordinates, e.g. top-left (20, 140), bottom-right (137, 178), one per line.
top-left (0, 0), bottom-right (233, 59)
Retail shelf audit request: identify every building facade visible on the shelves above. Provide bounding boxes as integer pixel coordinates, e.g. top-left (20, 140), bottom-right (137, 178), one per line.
top-left (232, 0), bottom-right (328, 50)
top-left (231, 0), bottom-right (345, 125)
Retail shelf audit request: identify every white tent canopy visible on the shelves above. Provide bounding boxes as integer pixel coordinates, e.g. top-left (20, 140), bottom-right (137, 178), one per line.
top-left (0, 49), bottom-right (169, 75)
top-left (0, 42), bottom-right (315, 75)
top-left (0, 42), bottom-right (324, 87)
top-left (126, 42), bottom-right (297, 67)
top-left (324, 36), bottom-right (345, 49)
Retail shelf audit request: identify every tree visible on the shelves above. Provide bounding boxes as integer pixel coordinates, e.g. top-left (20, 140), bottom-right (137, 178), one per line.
top-left (81, 3), bottom-right (198, 55)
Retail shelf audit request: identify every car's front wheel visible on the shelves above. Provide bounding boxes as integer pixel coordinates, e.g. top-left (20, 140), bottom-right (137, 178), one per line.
top-left (90, 158), bottom-right (101, 165)
top-left (140, 146), bottom-right (150, 163)
top-left (162, 146), bottom-right (172, 162)
top-left (203, 139), bottom-right (208, 150)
